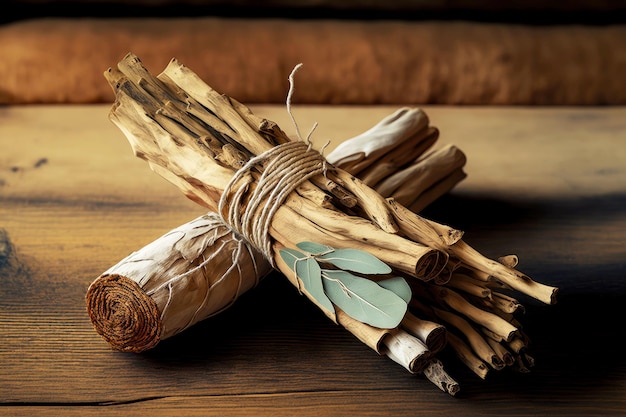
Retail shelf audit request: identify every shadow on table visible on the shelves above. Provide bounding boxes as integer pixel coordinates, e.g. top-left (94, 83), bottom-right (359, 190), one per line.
top-left (422, 191), bottom-right (626, 398)
top-left (142, 192), bottom-right (626, 400)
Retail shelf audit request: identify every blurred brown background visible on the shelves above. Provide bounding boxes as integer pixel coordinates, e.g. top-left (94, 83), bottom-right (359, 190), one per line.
top-left (2, 0), bottom-right (626, 105)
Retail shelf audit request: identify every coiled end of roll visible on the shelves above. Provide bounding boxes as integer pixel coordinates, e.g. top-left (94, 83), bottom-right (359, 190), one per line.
top-left (415, 250), bottom-right (449, 283)
top-left (86, 274), bottom-right (161, 353)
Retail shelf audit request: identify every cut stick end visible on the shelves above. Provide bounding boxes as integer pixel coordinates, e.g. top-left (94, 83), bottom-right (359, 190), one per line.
top-left (548, 286), bottom-right (559, 305)
top-left (528, 279), bottom-right (559, 305)
top-left (423, 359), bottom-right (461, 396)
top-left (383, 330), bottom-right (431, 374)
top-left (424, 326), bottom-right (448, 354)
top-left (414, 249), bottom-right (449, 281)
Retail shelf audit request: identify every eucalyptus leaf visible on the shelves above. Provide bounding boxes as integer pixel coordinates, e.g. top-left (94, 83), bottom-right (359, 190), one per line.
top-left (321, 269), bottom-right (407, 329)
top-left (296, 257), bottom-right (334, 313)
top-left (296, 241), bottom-right (333, 256)
top-left (377, 277), bottom-right (412, 303)
top-left (318, 248), bottom-right (392, 274)
top-left (279, 248), bottom-right (306, 270)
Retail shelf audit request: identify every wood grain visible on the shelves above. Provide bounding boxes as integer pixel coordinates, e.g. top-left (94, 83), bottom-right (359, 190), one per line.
top-left (1, 105), bottom-right (625, 415)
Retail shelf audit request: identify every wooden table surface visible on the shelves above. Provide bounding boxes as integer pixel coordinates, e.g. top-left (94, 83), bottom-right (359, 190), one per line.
top-left (1, 104), bottom-right (625, 416)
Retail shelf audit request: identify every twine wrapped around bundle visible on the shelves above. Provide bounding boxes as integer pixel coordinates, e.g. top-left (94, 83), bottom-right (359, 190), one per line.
top-left (88, 53), bottom-right (558, 396)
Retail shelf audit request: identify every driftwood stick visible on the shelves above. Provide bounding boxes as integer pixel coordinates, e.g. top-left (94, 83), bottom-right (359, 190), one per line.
top-left (431, 306), bottom-right (503, 370)
top-left (447, 272), bottom-right (491, 299)
top-left (388, 197), bottom-right (557, 305)
top-left (430, 286), bottom-right (519, 343)
top-left (276, 197), bottom-right (444, 280)
top-left (385, 199), bottom-right (464, 249)
top-left (325, 168), bottom-right (400, 233)
top-left (326, 107), bottom-right (430, 175)
top-left (508, 336), bottom-right (528, 354)
top-left (357, 127), bottom-right (438, 186)
top-left (383, 329), bottom-right (432, 374)
top-left (376, 144), bottom-right (466, 205)
top-left (449, 242), bottom-right (558, 305)
top-left (486, 337), bottom-right (515, 368)
top-left (446, 332), bottom-right (490, 380)
top-left (423, 359), bottom-right (461, 396)
top-left (498, 254), bottom-right (519, 268)
top-left (400, 312), bottom-right (447, 354)
top-left (407, 167), bottom-right (467, 213)
top-left (490, 291), bottom-right (526, 315)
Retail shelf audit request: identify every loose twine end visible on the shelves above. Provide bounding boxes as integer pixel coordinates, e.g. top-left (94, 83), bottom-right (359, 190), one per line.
top-left (286, 63), bottom-right (319, 147)
top-left (215, 64), bottom-right (331, 265)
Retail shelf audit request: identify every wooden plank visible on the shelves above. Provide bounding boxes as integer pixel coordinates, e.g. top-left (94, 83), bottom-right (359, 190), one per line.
top-left (1, 104), bottom-right (625, 415)
top-left (4, 387), bottom-right (626, 417)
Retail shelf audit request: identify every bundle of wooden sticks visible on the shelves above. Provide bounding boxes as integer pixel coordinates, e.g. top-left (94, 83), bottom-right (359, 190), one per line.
top-left (87, 53), bottom-right (558, 396)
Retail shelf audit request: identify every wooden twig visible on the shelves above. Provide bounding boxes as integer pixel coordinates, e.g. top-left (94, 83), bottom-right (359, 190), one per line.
top-left (383, 329), bottom-right (432, 374)
top-left (400, 312), bottom-right (447, 354)
top-left (423, 359), bottom-right (460, 396)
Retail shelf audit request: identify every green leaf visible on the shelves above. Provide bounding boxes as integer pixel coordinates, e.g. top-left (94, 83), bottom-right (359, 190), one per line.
top-left (279, 248), bottom-right (306, 270)
top-left (280, 248), bottom-right (334, 314)
top-left (296, 241), bottom-right (333, 256)
top-left (377, 277), bottom-right (412, 303)
top-left (296, 257), bottom-right (334, 313)
top-left (318, 248), bottom-right (392, 274)
top-left (321, 269), bottom-right (407, 329)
